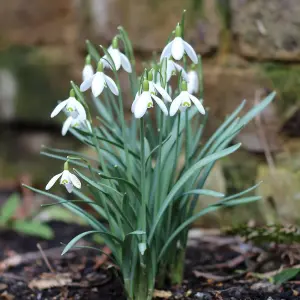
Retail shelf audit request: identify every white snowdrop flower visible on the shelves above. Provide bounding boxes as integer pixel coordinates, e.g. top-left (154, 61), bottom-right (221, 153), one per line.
top-left (170, 80), bottom-right (205, 116)
top-left (187, 69), bottom-right (199, 94)
top-left (160, 23), bottom-right (198, 64)
top-left (166, 59), bottom-right (188, 82)
top-left (80, 61), bottom-right (119, 97)
top-left (131, 80), bottom-right (168, 119)
top-left (100, 37), bottom-right (132, 73)
top-left (82, 55), bottom-right (94, 81)
top-left (51, 89), bottom-right (86, 121)
top-left (45, 161), bottom-right (81, 193)
top-left (147, 70), bottom-right (172, 103)
top-left (61, 115), bottom-right (91, 136)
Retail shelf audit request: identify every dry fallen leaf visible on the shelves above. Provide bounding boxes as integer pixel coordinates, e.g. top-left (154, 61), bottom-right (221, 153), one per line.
top-left (0, 284), bottom-right (8, 291)
top-left (153, 289), bottom-right (172, 299)
top-left (0, 291), bottom-right (15, 300)
top-left (28, 273), bottom-right (72, 290)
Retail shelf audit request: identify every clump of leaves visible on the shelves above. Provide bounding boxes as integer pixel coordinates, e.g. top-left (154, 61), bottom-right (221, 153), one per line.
top-left (0, 193), bottom-right (54, 239)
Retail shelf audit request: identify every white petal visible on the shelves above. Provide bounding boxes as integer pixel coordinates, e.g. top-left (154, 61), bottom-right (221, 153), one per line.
top-left (70, 173), bottom-right (81, 189)
top-left (160, 41), bottom-right (172, 61)
top-left (189, 94), bottom-right (205, 114)
top-left (131, 92), bottom-right (139, 113)
top-left (62, 116), bottom-right (73, 136)
top-left (92, 72), bottom-right (105, 97)
top-left (172, 37), bottom-right (184, 61)
top-left (110, 49), bottom-right (121, 70)
top-left (149, 81), bottom-right (155, 94)
top-left (183, 41), bottom-right (198, 64)
top-left (134, 92), bottom-right (150, 118)
top-left (104, 75), bottom-right (119, 96)
top-left (170, 94), bottom-right (183, 116)
top-left (74, 100), bottom-right (87, 120)
top-left (82, 65), bottom-right (94, 81)
top-left (179, 106), bottom-right (187, 113)
top-left (153, 83), bottom-right (172, 102)
top-left (80, 74), bottom-right (95, 92)
top-left (188, 71), bottom-right (199, 94)
top-left (151, 94), bottom-right (168, 116)
top-left (65, 183), bottom-right (74, 193)
top-left (174, 62), bottom-right (188, 81)
top-left (45, 172), bottom-right (63, 190)
top-left (60, 170), bottom-right (71, 183)
top-left (100, 56), bottom-right (110, 69)
top-left (167, 61), bottom-right (175, 81)
top-left (120, 53), bottom-right (132, 73)
top-left (51, 100), bottom-right (68, 118)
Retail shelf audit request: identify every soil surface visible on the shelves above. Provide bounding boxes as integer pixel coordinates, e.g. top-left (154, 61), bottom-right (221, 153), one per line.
top-left (0, 222), bottom-right (300, 300)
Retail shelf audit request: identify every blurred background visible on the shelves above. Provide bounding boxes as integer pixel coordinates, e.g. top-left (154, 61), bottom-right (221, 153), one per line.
top-left (1, 0), bottom-right (300, 228)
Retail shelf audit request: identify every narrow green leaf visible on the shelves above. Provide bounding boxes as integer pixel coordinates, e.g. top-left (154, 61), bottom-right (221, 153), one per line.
top-left (182, 189), bottom-right (224, 198)
top-left (86, 40), bottom-right (101, 62)
top-left (127, 230), bottom-right (146, 236)
top-left (158, 195), bottom-right (260, 261)
top-left (149, 143), bottom-right (241, 243)
top-left (62, 230), bottom-right (122, 255)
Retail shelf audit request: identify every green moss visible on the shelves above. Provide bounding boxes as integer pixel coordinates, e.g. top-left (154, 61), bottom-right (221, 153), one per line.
top-left (262, 63), bottom-right (300, 114)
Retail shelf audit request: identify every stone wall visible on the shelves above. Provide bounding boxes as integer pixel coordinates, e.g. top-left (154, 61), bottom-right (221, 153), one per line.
top-left (1, 0), bottom-right (300, 225)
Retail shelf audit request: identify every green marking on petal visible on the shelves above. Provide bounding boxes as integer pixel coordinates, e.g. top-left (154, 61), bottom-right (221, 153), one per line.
top-left (183, 102), bottom-right (191, 107)
top-left (61, 179), bottom-right (69, 184)
top-left (147, 102), bottom-right (153, 108)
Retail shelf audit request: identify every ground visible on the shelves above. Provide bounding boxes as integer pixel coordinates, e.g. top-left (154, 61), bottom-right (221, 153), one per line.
top-left (0, 222), bottom-right (299, 300)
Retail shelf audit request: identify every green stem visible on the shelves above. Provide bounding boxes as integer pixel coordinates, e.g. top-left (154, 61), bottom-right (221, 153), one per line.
top-left (154, 111), bottom-right (164, 217)
top-left (170, 247), bottom-right (185, 285)
top-left (185, 109), bottom-right (190, 169)
top-left (115, 77), bottom-right (133, 181)
top-left (140, 119), bottom-right (147, 236)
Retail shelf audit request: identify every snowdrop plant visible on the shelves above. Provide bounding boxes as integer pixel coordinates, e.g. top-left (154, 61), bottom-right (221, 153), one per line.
top-left (25, 11), bottom-right (276, 300)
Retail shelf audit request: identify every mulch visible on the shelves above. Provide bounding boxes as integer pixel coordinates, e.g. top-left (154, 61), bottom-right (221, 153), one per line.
top-left (0, 222), bottom-right (300, 300)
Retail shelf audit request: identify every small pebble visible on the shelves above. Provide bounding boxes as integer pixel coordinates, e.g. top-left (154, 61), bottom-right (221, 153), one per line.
top-left (194, 292), bottom-right (212, 300)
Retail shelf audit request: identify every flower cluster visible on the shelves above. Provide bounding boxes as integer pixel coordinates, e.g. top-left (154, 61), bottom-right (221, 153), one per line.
top-left (47, 24), bottom-right (204, 192)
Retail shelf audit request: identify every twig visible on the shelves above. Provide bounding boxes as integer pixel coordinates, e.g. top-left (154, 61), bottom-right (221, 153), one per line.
top-left (37, 243), bottom-right (55, 273)
top-left (0, 245), bottom-right (84, 271)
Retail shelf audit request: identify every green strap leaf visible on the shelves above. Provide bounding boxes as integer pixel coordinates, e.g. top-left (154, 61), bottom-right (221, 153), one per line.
top-left (181, 189), bottom-right (224, 198)
top-left (62, 230), bottom-right (122, 255)
top-left (149, 143), bottom-right (241, 243)
top-left (158, 195), bottom-right (261, 261)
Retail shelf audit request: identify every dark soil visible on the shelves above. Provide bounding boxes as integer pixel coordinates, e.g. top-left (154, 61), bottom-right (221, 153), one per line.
top-left (0, 222), bottom-right (300, 300)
